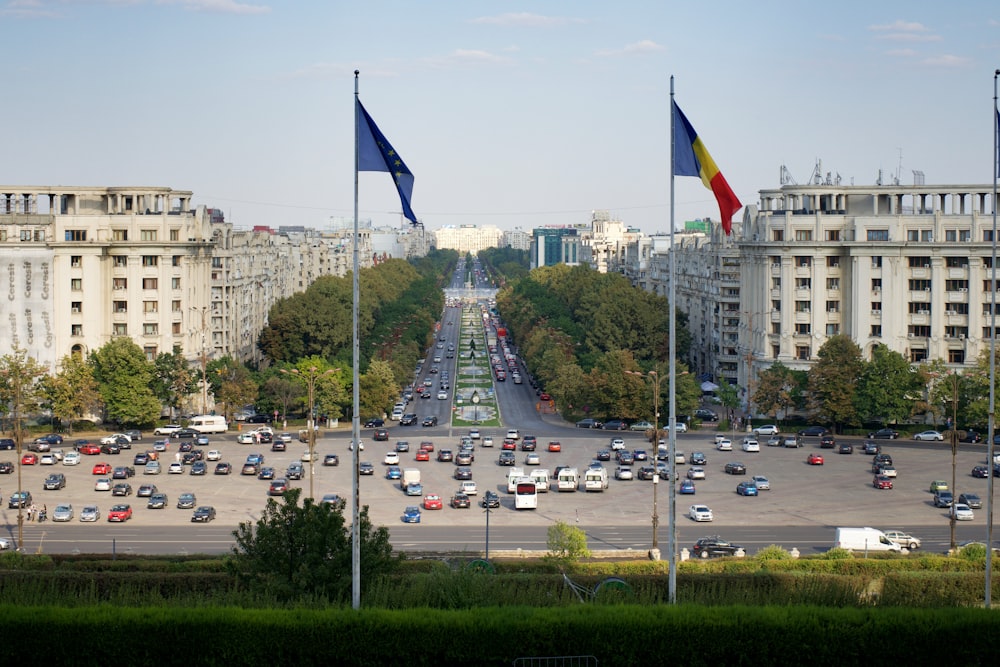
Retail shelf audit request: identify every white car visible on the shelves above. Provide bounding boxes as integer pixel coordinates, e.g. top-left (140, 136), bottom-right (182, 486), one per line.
top-left (237, 433), bottom-right (255, 445)
top-left (674, 452), bottom-right (686, 465)
top-left (94, 478), bottom-right (112, 492)
top-left (883, 530), bottom-right (921, 550)
top-left (716, 438), bottom-right (732, 451)
top-left (914, 430), bottom-right (944, 441)
top-left (687, 467), bottom-right (706, 480)
top-left (101, 433), bottom-right (131, 445)
top-left (206, 449), bottom-right (222, 461)
top-left (688, 504), bottom-right (714, 522)
top-left (62, 451), bottom-right (81, 466)
top-left (0, 537), bottom-right (11, 551)
top-left (615, 466), bottom-right (634, 480)
top-left (460, 480), bottom-right (478, 495)
top-left (154, 424), bottom-right (182, 436)
top-left (878, 465), bottom-right (897, 478)
top-left (506, 429), bottom-right (520, 440)
top-left (753, 425), bottom-right (779, 436)
top-left (39, 453), bottom-right (56, 465)
top-left (525, 453), bottom-right (541, 465)
top-left (951, 503), bottom-right (975, 521)
top-left (482, 436), bottom-right (494, 447)
top-left (301, 450), bottom-right (318, 462)
top-left (437, 390), bottom-right (449, 400)
top-left (742, 438), bottom-right (760, 453)
top-left (751, 474), bottom-right (770, 490)
top-left (383, 452), bottom-right (400, 465)
top-left (468, 429), bottom-right (481, 440)
top-left (168, 462), bottom-right (184, 474)
top-left (610, 438), bottom-right (626, 451)
top-left (278, 433), bottom-right (293, 444)
top-left (665, 422), bottom-right (688, 433)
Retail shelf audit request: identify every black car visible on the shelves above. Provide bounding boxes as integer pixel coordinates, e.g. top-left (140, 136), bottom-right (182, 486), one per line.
top-left (454, 466), bottom-right (473, 480)
top-left (724, 462), bottom-right (747, 475)
top-left (575, 418), bottom-right (602, 429)
top-left (450, 493), bottom-right (471, 509)
top-left (498, 451), bottom-right (516, 466)
top-left (43, 473), bottom-right (66, 490)
top-left (175, 429), bottom-right (199, 440)
top-left (0, 438), bottom-right (16, 451)
top-left (422, 416), bottom-right (438, 427)
top-left (862, 441), bottom-right (881, 455)
top-left (364, 418), bottom-right (385, 428)
top-left (258, 466), bottom-right (276, 480)
top-left (960, 430), bottom-right (982, 443)
top-left (271, 441), bottom-right (287, 452)
top-left (637, 466), bottom-right (656, 481)
top-left (178, 441), bottom-right (194, 453)
top-left (190, 461), bottom-right (208, 475)
top-left (694, 409), bottom-right (719, 422)
top-left (820, 435), bottom-right (836, 449)
top-left (400, 414), bottom-right (419, 426)
top-left (359, 462), bottom-right (375, 475)
top-left (100, 443), bottom-right (121, 455)
top-left (838, 443), bottom-right (853, 454)
top-left (112, 466), bottom-right (135, 479)
top-left (871, 454), bottom-right (893, 473)
top-left (692, 536), bottom-right (744, 558)
top-left (689, 451), bottom-right (707, 465)
top-left (214, 462), bottom-right (232, 475)
top-left (595, 449), bottom-right (612, 462)
top-left (798, 426), bottom-right (828, 437)
top-left (323, 453), bottom-right (340, 467)
top-left (112, 483), bottom-right (132, 496)
top-left (868, 428), bottom-right (899, 440)
top-left (191, 506), bottom-right (216, 522)
top-left (147, 493), bottom-right (168, 509)
top-left (959, 493), bottom-right (982, 509)
top-left (480, 490), bottom-right (500, 509)
top-left (0, 461), bottom-right (14, 474)
top-left (286, 463), bottom-right (304, 480)
top-left (602, 420), bottom-right (628, 431)
top-left (520, 436), bottom-right (537, 451)
top-left (245, 415), bottom-right (271, 424)
top-left (972, 465), bottom-right (990, 478)
top-left (373, 429), bottom-right (390, 441)
top-left (124, 430), bottom-right (142, 442)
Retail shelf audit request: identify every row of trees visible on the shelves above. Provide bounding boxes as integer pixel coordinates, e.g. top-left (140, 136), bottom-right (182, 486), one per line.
top-left (752, 335), bottom-right (1000, 431)
top-left (494, 263), bottom-right (701, 422)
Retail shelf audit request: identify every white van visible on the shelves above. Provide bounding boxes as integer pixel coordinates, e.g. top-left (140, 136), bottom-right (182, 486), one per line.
top-left (188, 415), bottom-right (228, 434)
top-left (506, 467), bottom-right (525, 493)
top-left (557, 467), bottom-right (579, 492)
top-left (834, 527), bottom-right (902, 553)
top-left (531, 469), bottom-right (550, 492)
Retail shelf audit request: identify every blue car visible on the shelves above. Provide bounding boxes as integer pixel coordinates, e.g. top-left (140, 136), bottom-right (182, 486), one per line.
top-left (385, 465), bottom-right (402, 480)
top-left (679, 479), bottom-right (696, 494)
top-left (402, 505), bottom-right (421, 523)
top-left (736, 481), bottom-right (759, 496)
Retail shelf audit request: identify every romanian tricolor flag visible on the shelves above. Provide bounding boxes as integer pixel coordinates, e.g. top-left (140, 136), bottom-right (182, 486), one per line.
top-left (672, 100), bottom-right (742, 235)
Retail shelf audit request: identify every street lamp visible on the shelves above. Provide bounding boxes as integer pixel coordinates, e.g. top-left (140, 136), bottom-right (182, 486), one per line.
top-left (626, 369), bottom-right (661, 558)
top-left (471, 389), bottom-right (481, 425)
top-left (281, 366), bottom-right (338, 500)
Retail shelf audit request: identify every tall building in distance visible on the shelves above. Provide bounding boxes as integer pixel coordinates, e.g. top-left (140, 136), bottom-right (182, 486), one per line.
top-left (433, 224), bottom-right (503, 254)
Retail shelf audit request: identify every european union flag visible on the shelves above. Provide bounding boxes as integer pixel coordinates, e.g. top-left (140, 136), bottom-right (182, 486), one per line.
top-left (357, 99), bottom-right (417, 224)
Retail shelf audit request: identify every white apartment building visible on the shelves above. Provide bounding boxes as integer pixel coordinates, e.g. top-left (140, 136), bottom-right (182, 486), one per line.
top-left (502, 228), bottom-right (531, 251)
top-left (434, 224), bottom-right (503, 254)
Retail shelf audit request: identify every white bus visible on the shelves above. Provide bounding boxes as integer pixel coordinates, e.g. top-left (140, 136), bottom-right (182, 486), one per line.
top-left (187, 415), bottom-right (229, 434)
top-left (514, 478), bottom-right (537, 510)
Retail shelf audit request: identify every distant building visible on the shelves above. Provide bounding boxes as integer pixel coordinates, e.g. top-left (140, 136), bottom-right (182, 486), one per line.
top-left (434, 224), bottom-right (503, 254)
top-left (502, 228), bottom-right (531, 251)
top-left (530, 226), bottom-right (586, 268)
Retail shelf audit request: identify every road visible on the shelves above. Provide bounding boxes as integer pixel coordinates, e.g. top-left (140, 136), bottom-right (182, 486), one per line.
top-left (2, 257), bottom-right (997, 557)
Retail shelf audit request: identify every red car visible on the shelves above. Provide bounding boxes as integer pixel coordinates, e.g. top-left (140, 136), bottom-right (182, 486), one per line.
top-left (547, 441), bottom-right (562, 452)
top-left (873, 475), bottom-right (893, 489)
top-left (415, 450), bottom-right (430, 462)
top-left (78, 443), bottom-right (101, 455)
top-left (21, 453), bottom-right (38, 465)
top-left (419, 441), bottom-right (434, 452)
top-left (501, 439), bottom-right (516, 450)
top-left (423, 494), bottom-right (443, 510)
top-left (92, 462), bottom-right (112, 475)
top-left (107, 504), bottom-right (133, 522)
top-left (807, 453), bottom-right (824, 466)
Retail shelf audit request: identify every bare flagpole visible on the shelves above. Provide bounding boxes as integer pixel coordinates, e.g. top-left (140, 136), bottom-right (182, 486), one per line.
top-left (352, 70), bottom-right (362, 610)
top-left (667, 75), bottom-right (678, 605)
top-left (987, 68), bottom-right (999, 608)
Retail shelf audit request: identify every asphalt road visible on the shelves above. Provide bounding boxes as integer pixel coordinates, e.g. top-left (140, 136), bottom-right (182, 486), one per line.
top-left (2, 286), bottom-right (998, 557)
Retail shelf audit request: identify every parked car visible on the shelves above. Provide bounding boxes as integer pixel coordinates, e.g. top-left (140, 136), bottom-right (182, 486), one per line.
top-left (176, 493), bottom-right (197, 509)
top-left (688, 504), bottom-right (713, 522)
top-left (751, 475), bottom-right (770, 490)
top-left (192, 506), bottom-right (217, 522)
top-left (480, 490), bottom-right (500, 508)
top-left (951, 503), bottom-right (974, 520)
top-left (402, 505), bottom-right (422, 523)
top-left (868, 428), bottom-right (899, 440)
top-left (873, 474), bottom-right (893, 489)
top-left (972, 465), bottom-right (991, 478)
top-left (736, 481), bottom-right (759, 496)
top-left (575, 418), bottom-right (602, 429)
top-left (107, 504), bottom-right (133, 522)
top-left (724, 462), bottom-right (746, 475)
top-left (694, 409), bottom-right (719, 422)
top-left (797, 426), bottom-right (828, 437)
top-left (80, 505), bottom-right (100, 522)
top-left (752, 425), bottom-right (779, 436)
top-left (959, 492), bottom-right (982, 509)
top-left (679, 479), bottom-right (696, 494)
top-left (914, 430), bottom-right (944, 441)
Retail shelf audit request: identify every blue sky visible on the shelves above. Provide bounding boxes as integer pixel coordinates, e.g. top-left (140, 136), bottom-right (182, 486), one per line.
top-left (2, 1), bottom-right (998, 234)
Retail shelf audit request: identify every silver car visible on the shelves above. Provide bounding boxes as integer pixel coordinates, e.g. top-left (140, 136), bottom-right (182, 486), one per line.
top-left (751, 475), bottom-right (770, 490)
top-left (80, 505), bottom-right (100, 522)
top-left (52, 504), bottom-right (74, 522)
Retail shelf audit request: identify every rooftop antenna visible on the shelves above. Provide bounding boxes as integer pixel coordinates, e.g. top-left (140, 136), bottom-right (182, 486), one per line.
top-left (894, 148), bottom-right (904, 185)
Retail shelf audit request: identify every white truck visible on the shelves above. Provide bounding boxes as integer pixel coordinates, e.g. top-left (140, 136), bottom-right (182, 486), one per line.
top-left (833, 527), bottom-right (902, 553)
top-left (531, 468), bottom-right (550, 492)
top-left (584, 467), bottom-right (609, 492)
top-left (557, 467), bottom-right (579, 492)
top-left (401, 468), bottom-right (421, 493)
top-left (506, 467), bottom-right (525, 493)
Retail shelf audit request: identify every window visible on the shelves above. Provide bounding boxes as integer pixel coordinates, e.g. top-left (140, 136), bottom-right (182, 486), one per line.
top-left (960, 230), bottom-right (971, 242)
top-left (826, 301), bottom-right (840, 313)
top-left (771, 277), bottom-right (781, 289)
top-left (113, 323), bottom-right (127, 336)
top-left (770, 256), bottom-right (781, 268)
top-left (143, 346), bottom-right (157, 361)
top-left (871, 325), bottom-right (882, 337)
top-left (71, 301), bottom-right (82, 313)
top-left (871, 256), bottom-right (883, 268)
top-left (826, 230), bottom-right (841, 241)
top-left (143, 301), bottom-right (158, 314)
top-left (70, 278), bottom-right (82, 291)
top-left (946, 257), bottom-right (968, 268)
top-left (140, 230), bottom-right (157, 241)
top-left (826, 323), bottom-right (840, 335)
top-left (984, 326), bottom-right (1000, 338)
top-left (142, 255), bottom-right (158, 267)
top-left (796, 278), bottom-right (811, 289)
top-left (907, 230), bottom-right (920, 242)
top-left (172, 300), bottom-right (182, 313)
top-left (0, 230), bottom-right (6, 241)
top-left (827, 278), bottom-right (840, 290)
top-left (795, 301), bottom-right (810, 313)
top-left (142, 278), bottom-right (158, 290)
top-left (944, 326), bottom-right (968, 339)
top-left (867, 230), bottom-right (889, 241)
top-left (65, 230), bottom-right (86, 241)
top-left (113, 301), bottom-right (127, 313)
top-left (946, 230), bottom-right (957, 242)
top-left (113, 256), bottom-right (128, 268)
top-left (908, 279), bottom-right (931, 291)
top-left (908, 303), bottom-right (931, 314)
top-left (212, 257), bottom-right (224, 268)
top-left (795, 256), bottom-right (811, 268)
top-left (872, 279), bottom-right (882, 291)
top-left (986, 231), bottom-right (995, 242)
top-left (945, 280), bottom-right (969, 292)
top-left (949, 349), bottom-right (966, 364)
top-left (171, 277), bottom-right (181, 289)
top-left (795, 323), bottom-right (811, 335)
top-left (771, 322), bottom-right (780, 334)
top-left (70, 255), bottom-right (81, 268)
top-left (826, 256), bottom-right (840, 268)
top-left (871, 302), bottom-right (882, 312)
top-left (910, 348), bottom-right (928, 363)
top-left (143, 323), bottom-right (159, 336)
top-left (112, 229), bottom-right (128, 241)
top-left (795, 230), bottom-right (813, 242)
top-left (950, 303), bottom-right (969, 315)
top-left (172, 255), bottom-right (181, 267)
top-left (985, 280), bottom-right (1000, 292)
top-left (20, 230), bottom-right (32, 241)
top-left (908, 256), bottom-right (931, 268)
top-left (169, 229), bottom-right (180, 241)
top-left (795, 345), bottom-right (810, 360)
top-left (772, 230), bottom-right (784, 242)
top-left (172, 322), bottom-right (182, 335)
top-left (772, 345), bottom-right (780, 359)
top-left (772, 300), bottom-right (781, 312)
top-left (71, 324), bottom-right (82, 336)
top-left (908, 325), bottom-right (931, 337)
top-left (113, 278), bottom-right (127, 290)
top-left (921, 230), bottom-right (933, 242)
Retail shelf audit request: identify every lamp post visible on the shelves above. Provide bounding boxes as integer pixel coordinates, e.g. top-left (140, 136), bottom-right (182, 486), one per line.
top-left (190, 306), bottom-right (210, 415)
top-left (947, 372), bottom-right (959, 551)
top-left (281, 366), bottom-right (337, 500)
top-left (626, 368), bottom-right (661, 558)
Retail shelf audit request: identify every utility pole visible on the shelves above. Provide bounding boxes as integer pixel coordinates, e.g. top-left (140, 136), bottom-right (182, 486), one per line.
top-left (191, 306), bottom-right (209, 414)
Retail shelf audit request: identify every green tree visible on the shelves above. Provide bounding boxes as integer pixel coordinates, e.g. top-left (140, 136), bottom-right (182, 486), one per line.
top-left (358, 358), bottom-right (398, 420)
top-left (211, 360), bottom-right (258, 423)
top-left (807, 335), bottom-right (864, 430)
top-left (962, 348), bottom-right (1000, 428)
top-left (753, 362), bottom-right (797, 419)
top-left (546, 520), bottom-right (591, 562)
top-left (89, 338), bottom-right (161, 427)
top-left (43, 352), bottom-right (100, 434)
top-left (856, 344), bottom-right (922, 424)
top-left (0, 348), bottom-right (49, 434)
top-left (153, 345), bottom-right (199, 419)
top-left (229, 488), bottom-right (399, 602)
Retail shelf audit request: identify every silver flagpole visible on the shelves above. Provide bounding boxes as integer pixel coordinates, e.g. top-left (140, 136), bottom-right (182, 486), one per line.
top-left (352, 70), bottom-right (362, 610)
top-left (667, 75), bottom-right (678, 605)
top-left (987, 68), bottom-right (999, 608)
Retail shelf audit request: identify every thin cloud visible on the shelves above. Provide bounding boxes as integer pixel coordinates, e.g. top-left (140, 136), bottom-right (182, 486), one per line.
top-left (595, 39), bottom-right (665, 57)
top-left (0, 0), bottom-right (63, 18)
top-left (469, 12), bottom-right (584, 27)
top-left (920, 54), bottom-right (972, 67)
top-left (423, 49), bottom-right (512, 69)
top-left (156, 0), bottom-right (270, 14)
top-left (869, 19), bottom-right (940, 42)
